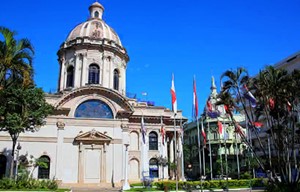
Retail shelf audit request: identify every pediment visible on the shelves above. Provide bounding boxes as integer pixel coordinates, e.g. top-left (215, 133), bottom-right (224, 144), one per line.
top-left (75, 129), bottom-right (112, 144)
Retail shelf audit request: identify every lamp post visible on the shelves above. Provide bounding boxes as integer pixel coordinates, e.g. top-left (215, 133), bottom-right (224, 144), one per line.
top-left (122, 143), bottom-right (130, 190)
top-left (15, 142), bottom-right (21, 180)
top-left (187, 164), bottom-right (192, 180)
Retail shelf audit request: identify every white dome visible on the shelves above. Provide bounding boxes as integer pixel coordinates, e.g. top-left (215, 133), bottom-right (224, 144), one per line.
top-left (66, 2), bottom-right (122, 46)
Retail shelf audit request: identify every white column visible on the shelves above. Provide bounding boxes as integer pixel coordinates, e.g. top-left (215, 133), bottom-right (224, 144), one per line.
top-left (55, 121), bottom-right (65, 181)
top-left (81, 53), bottom-right (87, 86)
top-left (121, 65), bottom-right (126, 95)
top-left (178, 136), bottom-right (185, 180)
top-left (164, 141), bottom-right (168, 179)
top-left (102, 55), bottom-right (108, 87)
top-left (59, 59), bottom-right (65, 91)
top-left (109, 57), bottom-right (113, 89)
top-left (122, 144), bottom-right (130, 190)
top-left (169, 137), bottom-right (174, 163)
top-left (74, 53), bottom-right (81, 88)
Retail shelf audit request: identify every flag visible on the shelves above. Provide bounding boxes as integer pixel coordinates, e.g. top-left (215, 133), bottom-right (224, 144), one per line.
top-left (242, 85), bottom-right (257, 108)
top-left (193, 77), bottom-right (198, 120)
top-left (287, 101), bottom-right (292, 112)
top-left (160, 125), bottom-right (165, 145)
top-left (224, 104), bottom-right (231, 114)
top-left (269, 98), bottom-right (275, 110)
top-left (206, 98), bottom-right (220, 118)
top-left (235, 123), bottom-right (245, 138)
top-left (171, 74), bottom-right (177, 114)
top-left (141, 116), bottom-right (146, 144)
top-left (217, 121), bottom-right (223, 138)
top-left (206, 98), bottom-right (213, 112)
top-left (160, 117), bottom-right (165, 145)
top-left (201, 123), bottom-right (206, 145)
top-left (253, 122), bottom-right (263, 128)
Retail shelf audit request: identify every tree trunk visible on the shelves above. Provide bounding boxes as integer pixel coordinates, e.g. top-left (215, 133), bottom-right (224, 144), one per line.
top-left (10, 138), bottom-right (17, 178)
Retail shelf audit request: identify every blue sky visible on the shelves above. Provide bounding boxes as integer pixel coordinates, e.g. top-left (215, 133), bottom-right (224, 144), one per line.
top-left (1, 0), bottom-right (300, 121)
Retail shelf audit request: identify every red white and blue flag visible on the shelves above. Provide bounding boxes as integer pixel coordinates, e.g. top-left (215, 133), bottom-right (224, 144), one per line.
top-left (253, 122), bottom-right (263, 129)
top-left (235, 123), bottom-right (246, 138)
top-left (141, 116), bottom-right (146, 144)
top-left (171, 74), bottom-right (177, 115)
top-left (201, 122), bottom-right (207, 145)
top-left (206, 98), bottom-right (213, 112)
top-left (217, 121), bottom-right (223, 138)
top-left (160, 117), bottom-right (165, 145)
top-left (242, 85), bottom-right (257, 108)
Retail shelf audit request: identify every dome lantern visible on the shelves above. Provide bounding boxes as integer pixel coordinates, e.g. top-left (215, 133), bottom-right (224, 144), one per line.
top-left (89, 1), bottom-right (105, 20)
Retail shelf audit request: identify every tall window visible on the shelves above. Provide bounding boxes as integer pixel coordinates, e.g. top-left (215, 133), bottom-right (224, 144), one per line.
top-left (149, 132), bottom-right (158, 150)
top-left (88, 64), bottom-right (100, 84)
top-left (38, 155), bottom-right (50, 179)
top-left (113, 69), bottom-right (119, 90)
top-left (66, 66), bottom-right (74, 87)
top-left (149, 158), bottom-right (158, 178)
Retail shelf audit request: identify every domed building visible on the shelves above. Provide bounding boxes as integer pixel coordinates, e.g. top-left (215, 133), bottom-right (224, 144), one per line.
top-left (0, 2), bottom-right (186, 188)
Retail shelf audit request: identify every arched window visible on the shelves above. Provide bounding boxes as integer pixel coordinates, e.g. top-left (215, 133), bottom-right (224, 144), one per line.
top-left (149, 158), bottom-right (158, 178)
top-left (0, 155), bottom-right (7, 179)
top-left (94, 11), bottom-right (99, 18)
top-left (113, 69), bottom-right (119, 90)
top-left (66, 66), bottom-right (74, 88)
top-left (75, 99), bottom-right (113, 119)
top-left (88, 64), bottom-right (100, 84)
top-left (149, 132), bottom-right (158, 150)
top-left (38, 155), bottom-right (50, 179)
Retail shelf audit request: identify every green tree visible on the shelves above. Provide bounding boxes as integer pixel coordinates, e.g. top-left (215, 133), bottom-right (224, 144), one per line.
top-left (218, 66), bottom-right (300, 191)
top-left (0, 85), bottom-right (53, 178)
top-left (0, 26), bottom-right (34, 89)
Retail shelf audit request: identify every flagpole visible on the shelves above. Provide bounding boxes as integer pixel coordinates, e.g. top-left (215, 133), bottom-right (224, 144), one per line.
top-left (174, 113), bottom-right (178, 192)
top-left (196, 118), bottom-right (203, 192)
top-left (180, 118), bottom-right (185, 181)
top-left (223, 120), bottom-right (228, 190)
top-left (201, 118), bottom-right (206, 176)
top-left (218, 128), bottom-right (224, 177)
top-left (208, 120), bottom-right (213, 180)
top-left (235, 130), bottom-right (240, 179)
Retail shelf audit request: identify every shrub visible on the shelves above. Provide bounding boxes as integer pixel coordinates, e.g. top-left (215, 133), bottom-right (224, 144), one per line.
top-left (0, 177), bottom-right (58, 190)
top-left (153, 178), bottom-right (265, 190)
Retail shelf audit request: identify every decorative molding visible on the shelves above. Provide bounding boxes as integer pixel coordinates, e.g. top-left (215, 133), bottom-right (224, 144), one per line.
top-left (0, 136), bottom-right (57, 143)
top-left (56, 120), bottom-right (66, 130)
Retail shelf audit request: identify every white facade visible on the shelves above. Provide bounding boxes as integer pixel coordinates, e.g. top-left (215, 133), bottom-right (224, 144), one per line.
top-left (0, 2), bottom-right (186, 187)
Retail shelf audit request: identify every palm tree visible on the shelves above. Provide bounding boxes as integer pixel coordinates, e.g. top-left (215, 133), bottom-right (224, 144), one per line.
top-left (0, 26), bottom-right (34, 89)
top-left (220, 66), bottom-right (300, 191)
top-left (254, 66), bottom-right (300, 190)
top-left (220, 67), bottom-right (266, 167)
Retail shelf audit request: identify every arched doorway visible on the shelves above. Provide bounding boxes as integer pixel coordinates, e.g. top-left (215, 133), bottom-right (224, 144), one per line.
top-left (149, 158), bottom-right (158, 178)
top-left (0, 155), bottom-right (7, 179)
top-left (38, 155), bottom-right (50, 179)
top-left (129, 158), bottom-right (139, 180)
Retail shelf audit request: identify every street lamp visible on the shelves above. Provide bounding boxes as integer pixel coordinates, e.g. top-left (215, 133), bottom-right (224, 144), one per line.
top-left (15, 142), bottom-right (22, 180)
top-left (187, 164), bottom-right (192, 180)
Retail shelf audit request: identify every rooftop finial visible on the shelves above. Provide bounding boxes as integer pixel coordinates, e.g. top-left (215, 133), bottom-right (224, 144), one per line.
top-left (210, 76), bottom-right (218, 97)
top-left (89, 1), bottom-right (105, 20)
